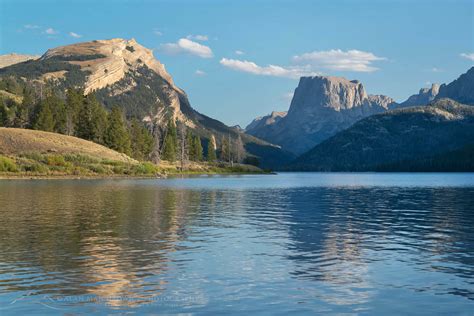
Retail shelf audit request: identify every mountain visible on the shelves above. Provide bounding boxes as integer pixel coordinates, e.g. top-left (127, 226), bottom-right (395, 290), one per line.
top-left (436, 67), bottom-right (474, 105)
top-left (0, 53), bottom-right (39, 69)
top-left (246, 76), bottom-right (396, 154)
top-left (288, 99), bottom-right (474, 171)
top-left (398, 83), bottom-right (440, 107)
top-left (245, 111), bottom-right (287, 133)
top-left (0, 38), bottom-right (294, 169)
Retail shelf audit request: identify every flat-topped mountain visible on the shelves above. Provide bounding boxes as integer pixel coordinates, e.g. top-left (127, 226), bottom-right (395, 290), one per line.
top-left (246, 75), bottom-right (396, 154)
top-left (289, 98), bottom-right (474, 171)
top-left (0, 38), bottom-right (294, 168)
top-left (0, 53), bottom-right (39, 69)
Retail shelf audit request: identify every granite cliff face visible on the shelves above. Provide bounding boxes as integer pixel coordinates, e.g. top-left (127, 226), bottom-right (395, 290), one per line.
top-left (289, 98), bottom-right (474, 171)
top-left (398, 83), bottom-right (440, 107)
top-left (436, 67), bottom-right (474, 105)
top-left (246, 76), bottom-right (396, 154)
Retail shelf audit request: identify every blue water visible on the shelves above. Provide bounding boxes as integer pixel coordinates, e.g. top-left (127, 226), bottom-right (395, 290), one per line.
top-left (0, 173), bottom-right (473, 315)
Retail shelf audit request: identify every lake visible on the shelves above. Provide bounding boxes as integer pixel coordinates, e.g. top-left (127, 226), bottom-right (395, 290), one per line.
top-left (0, 173), bottom-right (473, 315)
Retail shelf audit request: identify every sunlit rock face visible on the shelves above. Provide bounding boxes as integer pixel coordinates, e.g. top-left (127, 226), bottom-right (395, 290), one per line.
top-left (0, 53), bottom-right (39, 68)
top-left (399, 83), bottom-right (440, 107)
top-left (245, 111), bottom-right (287, 133)
top-left (246, 76), bottom-right (396, 154)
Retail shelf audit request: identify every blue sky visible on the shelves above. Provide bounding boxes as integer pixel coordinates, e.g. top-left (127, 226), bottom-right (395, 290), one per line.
top-left (1, 0), bottom-right (473, 126)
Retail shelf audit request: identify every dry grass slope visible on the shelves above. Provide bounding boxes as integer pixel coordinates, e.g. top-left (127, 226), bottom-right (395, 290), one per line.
top-left (0, 128), bottom-right (135, 163)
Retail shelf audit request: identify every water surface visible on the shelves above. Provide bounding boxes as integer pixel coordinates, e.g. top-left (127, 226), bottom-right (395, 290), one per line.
top-left (0, 173), bottom-right (473, 314)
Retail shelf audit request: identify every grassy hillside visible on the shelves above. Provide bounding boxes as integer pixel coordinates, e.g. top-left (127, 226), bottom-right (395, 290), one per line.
top-left (0, 128), bottom-right (265, 177)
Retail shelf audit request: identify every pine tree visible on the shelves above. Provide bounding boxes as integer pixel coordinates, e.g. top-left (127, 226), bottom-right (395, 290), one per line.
top-left (65, 89), bottom-right (84, 135)
top-left (15, 89), bottom-right (34, 128)
top-left (76, 94), bottom-right (108, 144)
top-left (162, 119), bottom-right (177, 162)
top-left (207, 135), bottom-right (217, 162)
top-left (193, 135), bottom-right (203, 161)
top-left (34, 99), bottom-right (55, 132)
top-left (130, 118), bottom-right (153, 160)
top-left (105, 106), bottom-right (131, 155)
top-left (220, 136), bottom-right (230, 162)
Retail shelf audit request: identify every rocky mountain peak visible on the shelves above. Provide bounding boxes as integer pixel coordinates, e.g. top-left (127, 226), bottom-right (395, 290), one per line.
top-left (436, 67), bottom-right (474, 105)
top-left (399, 83), bottom-right (440, 107)
top-left (41, 38), bottom-right (176, 94)
top-left (289, 76), bottom-right (368, 114)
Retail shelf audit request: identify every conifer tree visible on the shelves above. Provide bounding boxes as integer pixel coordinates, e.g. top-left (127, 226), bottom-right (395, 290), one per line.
top-left (76, 94), bottom-right (108, 144)
top-left (130, 118), bottom-right (153, 160)
top-left (193, 135), bottom-right (203, 161)
top-left (15, 89), bottom-right (34, 128)
top-left (162, 119), bottom-right (177, 162)
top-left (34, 99), bottom-right (55, 132)
top-left (105, 106), bottom-right (131, 155)
top-left (207, 135), bottom-right (217, 162)
top-left (65, 89), bottom-right (84, 135)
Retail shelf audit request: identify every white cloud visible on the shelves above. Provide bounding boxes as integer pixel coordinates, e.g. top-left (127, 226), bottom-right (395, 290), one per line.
top-left (293, 49), bottom-right (386, 72)
top-left (186, 34), bottom-right (208, 41)
top-left (220, 58), bottom-right (319, 79)
top-left (460, 53), bottom-right (474, 61)
top-left (195, 69), bottom-right (206, 76)
top-left (160, 38), bottom-right (213, 58)
top-left (235, 50), bottom-right (245, 55)
top-left (69, 32), bottom-right (82, 38)
top-left (430, 67), bottom-right (442, 72)
top-left (45, 27), bottom-right (58, 35)
top-left (24, 24), bottom-right (40, 29)
top-left (153, 29), bottom-right (163, 36)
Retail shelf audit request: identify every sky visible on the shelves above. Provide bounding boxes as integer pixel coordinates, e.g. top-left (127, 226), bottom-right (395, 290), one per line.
top-left (1, 0), bottom-right (473, 126)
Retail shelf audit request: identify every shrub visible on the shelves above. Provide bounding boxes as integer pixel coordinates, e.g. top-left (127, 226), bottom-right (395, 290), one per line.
top-left (46, 155), bottom-right (67, 166)
top-left (23, 162), bottom-right (48, 174)
top-left (0, 156), bottom-right (18, 172)
top-left (134, 162), bottom-right (158, 175)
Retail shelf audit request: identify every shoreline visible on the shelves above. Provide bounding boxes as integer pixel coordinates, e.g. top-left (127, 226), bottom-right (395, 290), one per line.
top-left (0, 170), bottom-right (271, 180)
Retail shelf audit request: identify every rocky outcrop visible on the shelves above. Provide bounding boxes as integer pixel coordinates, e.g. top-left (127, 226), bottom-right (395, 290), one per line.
top-left (246, 76), bottom-right (396, 154)
top-left (436, 67), bottom-right (474, 105)
top-left (245, 111), bottom-right (287, 133)
top-left (399, 83), bottom-right (440, 107)
top-left (0, 53), bottom-right (39, 68)
top-left (41, 38), bottom-right (176, 93)
top-left (289, 98), bottom-right (474, 171)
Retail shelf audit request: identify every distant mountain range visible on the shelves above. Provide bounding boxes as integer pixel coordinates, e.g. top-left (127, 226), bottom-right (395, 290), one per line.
top-left (1, 38), bottom-right (472, 171)
top-left (246, 67), bottom-right (474, 158)
top-left (288, 98), bottom-right (474, 171)
top-left (246, 76), bottom-right (397, 154)
top-left (0, 38), bottom-right (294, 169)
